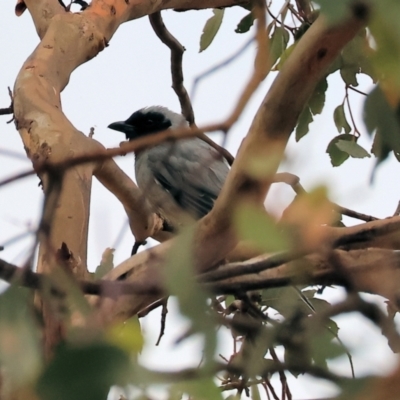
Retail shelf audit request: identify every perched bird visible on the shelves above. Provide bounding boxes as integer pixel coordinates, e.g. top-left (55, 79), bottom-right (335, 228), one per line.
top-left (108, 106), bottom-right (229, 231)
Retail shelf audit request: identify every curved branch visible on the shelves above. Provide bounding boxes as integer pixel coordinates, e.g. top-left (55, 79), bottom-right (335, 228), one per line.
top-left (149, 11), bottom-right (194, 125)
top-left (149, 11), bottom-right (235, 165)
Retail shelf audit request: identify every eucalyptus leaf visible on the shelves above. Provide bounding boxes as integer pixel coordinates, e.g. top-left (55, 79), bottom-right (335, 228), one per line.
top-left (326, 134), bottom-right (353, 166)
top-left (235, 12), bottom-right (254, 34)
top-left (296, 106), bottom-right (313, 141)
top-left (270, 26), bottom-right (290, 67)
top-left (336, 140), bottom-right (371, 158)
top-left (364, 86), bottom-right (400, 162)
top-left (199, 9), bottom-right (224, 52)
top-left (234, 204), bottom-right (290, 253)
top-left (340, 64), bottom-right (359, 86)
top-left (309, 78), bottom-right (328, 115)
top-left (37, 343), bottom-right (133, 400)
top-left (314, 0), bottom-right (353, 24)
top-left (178, 378), bottom-right (223, 400)
top-left (333, 103), bottom-right (352, 134)
top-left (0, 286), bottom-right (42, 389)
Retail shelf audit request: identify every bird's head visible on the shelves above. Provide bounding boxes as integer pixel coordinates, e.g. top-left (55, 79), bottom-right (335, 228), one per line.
top-left (108, 106), bottom-right (188, 141)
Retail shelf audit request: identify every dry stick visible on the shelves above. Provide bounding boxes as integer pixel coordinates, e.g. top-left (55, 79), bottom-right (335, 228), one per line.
top-left (264, 380), bottom-right (280, 400)
top-left (269, 347), bottom-right (291, 400)
top-left (155, 297), bottom-right (169, 346)
top-left (0, 87), bottom-right (14, 117)
top-left (137, 296), bottom-right (168, 318)
top-left (149, 11), bottom-right (235, 166)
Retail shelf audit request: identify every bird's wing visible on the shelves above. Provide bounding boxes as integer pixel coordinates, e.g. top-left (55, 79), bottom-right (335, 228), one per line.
top-left (146, 139), bottom-right (229, 218)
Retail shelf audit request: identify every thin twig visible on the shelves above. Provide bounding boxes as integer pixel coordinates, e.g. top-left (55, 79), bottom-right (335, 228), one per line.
top-left (345, 85), bottom-right (361, 137)
top-left (273, 172), bottom-right (379, 222)
top-left (0, 122), bottom-right (233, 189)
top-left (347, 85), bottom-right (368, 96)
top-left (149, 11), bottom-right (235, 165)
top-left (0, 87), bottom-right (14, 119)
top-left (393, 200), bottom-right (400, 216)
top-left (269, 347), bottom-right (291, 400)
top-left (131, 240), bottom-right (146, 256)
top-left (191, 37), bottom-right (254, 101)
top-left (156, 297), bottom-right (169, 345)
top-left (138, 296), bottom-right (168, 318)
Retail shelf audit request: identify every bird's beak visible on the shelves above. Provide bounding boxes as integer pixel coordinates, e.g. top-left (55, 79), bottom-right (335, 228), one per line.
top-left (108, 121), bottom-right (136, 139)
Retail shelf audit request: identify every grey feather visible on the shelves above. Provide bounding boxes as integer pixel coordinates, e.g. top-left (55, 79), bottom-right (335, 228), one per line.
top-left (108, 106), bottom-right (230, 230)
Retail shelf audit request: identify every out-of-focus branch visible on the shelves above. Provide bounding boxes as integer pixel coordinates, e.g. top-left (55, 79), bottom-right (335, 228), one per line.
top-left (3, 247), bottom-right (400, 312)
top-left (0, 258), bottom-right (162, 296)
top-left (207, 248), bottom-right (400, 304)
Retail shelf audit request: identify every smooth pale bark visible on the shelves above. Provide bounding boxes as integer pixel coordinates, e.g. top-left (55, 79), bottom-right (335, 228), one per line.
top-left (14, 0), bottom-right (248, 355)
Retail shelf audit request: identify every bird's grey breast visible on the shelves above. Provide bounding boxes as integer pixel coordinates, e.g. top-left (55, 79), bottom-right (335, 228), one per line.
top-left (134, 138), bottom-right (229, 227)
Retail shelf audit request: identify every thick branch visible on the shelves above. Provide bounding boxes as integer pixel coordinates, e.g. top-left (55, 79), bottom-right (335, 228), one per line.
top-left (3, 247), bottom-right (400, 312)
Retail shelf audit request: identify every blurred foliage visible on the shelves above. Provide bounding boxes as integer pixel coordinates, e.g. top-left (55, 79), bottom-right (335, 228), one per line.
top-left (94, 247), bottom-right (114, 279)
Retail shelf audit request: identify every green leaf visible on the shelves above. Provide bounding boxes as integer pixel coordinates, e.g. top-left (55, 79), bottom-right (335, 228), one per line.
top-left (164, 227), bottom-right (217, 368)
top-left (272, 42), bottom-right (296, 71)
top-left (199, 9), bottom-right (224, 52)
top-left (333, 104), bottom-right (352, 134)
top-left (340, 29), bottom-right (375, 84)
top-left (371, 130), bottom-right (392, 162)
top-left (336, 140), bottom-right (371, 159)
top-left (234, 204), bottom-right (290, 253)
top-left (262, 287), bottom-right (305, 317)
top-left (309, 78), bottom-right (328, 115)
top-left (294, 22), bottom-right (311, 41)
top-left (296, 106), bottom-right (313, 141)
top-left (364, 86), bottom-right (400, 161)
top-left (310, 330), bottom-right (347, 367)
top-left (326, 134), bottom-right (353, 166)
top-left (235, 12), bottom-right (254, 34)
top-left (178, 378), bottom-right (223, 400)
top-left (325, 318), bottom-right (340, 337)
top-left (326, 55), bottom-right (343, 75)
top-left (337, 377), bottom-right (371, 400)
top-left (106, 316), bottom-right (144, 354)
top-left (369, 0), bottom-right (400, 89)
top-left (37, 343), bottom-right (133, 400)
top-left (94, 247), bottom-right (114, 279)
top-left (340, 64), bottom-right (359, 86)
top-left (269, 26), bottom-right (290, 67)
top-left (0, 286), bottom-right (42, 389)
top-left (314, 0), bottom-right (353, 25)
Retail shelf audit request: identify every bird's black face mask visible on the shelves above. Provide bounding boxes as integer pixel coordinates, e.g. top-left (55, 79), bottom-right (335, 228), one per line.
top-left (108, 110), bottom-right (172, 140)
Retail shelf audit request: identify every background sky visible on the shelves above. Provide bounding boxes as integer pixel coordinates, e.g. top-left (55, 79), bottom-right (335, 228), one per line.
top-left (0, 2), bottom-right (399, 399)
